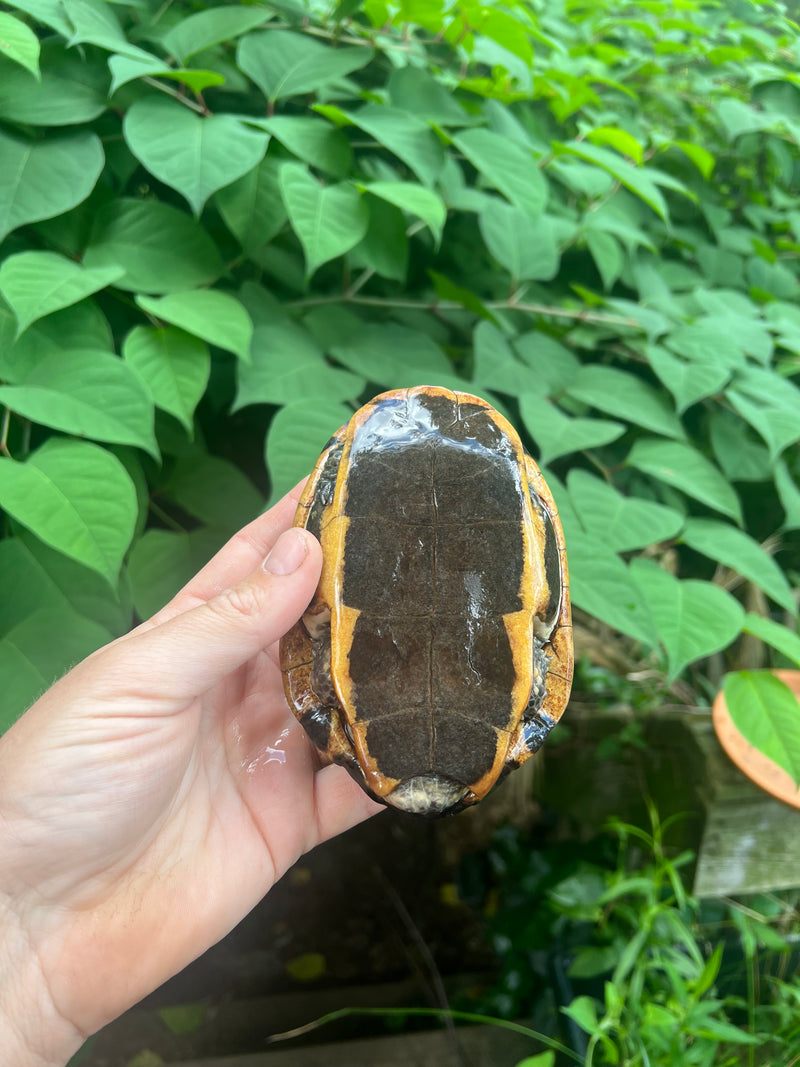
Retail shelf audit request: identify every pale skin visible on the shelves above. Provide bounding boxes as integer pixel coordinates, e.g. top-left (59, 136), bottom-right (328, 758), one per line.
top-left (0, 484), bottom-right (382, 1066)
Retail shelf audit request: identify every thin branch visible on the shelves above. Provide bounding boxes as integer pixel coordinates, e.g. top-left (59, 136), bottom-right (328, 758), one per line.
top-left (141, 77), bottom-right (207, 114)
top-left (290, 292), bottom-right (638, 327)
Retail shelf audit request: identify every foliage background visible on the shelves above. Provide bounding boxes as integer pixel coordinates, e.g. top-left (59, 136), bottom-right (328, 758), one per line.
top-left (0, 0), bottom-right (799, 765)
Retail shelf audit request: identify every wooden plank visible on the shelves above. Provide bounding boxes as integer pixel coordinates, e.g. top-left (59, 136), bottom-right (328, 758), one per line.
top-left (540, 706), bottom-right (800, 897)
top-left (168, 1023), bottom-right (540, 1067)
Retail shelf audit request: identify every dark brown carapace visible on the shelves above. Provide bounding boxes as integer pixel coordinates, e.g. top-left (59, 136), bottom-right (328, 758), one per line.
top-left (279, 386), bottom-right (573, 816)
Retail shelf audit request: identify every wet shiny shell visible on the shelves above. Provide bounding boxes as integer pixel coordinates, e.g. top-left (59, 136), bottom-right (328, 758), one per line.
top-left (279, 386), bottom-right (573, 815)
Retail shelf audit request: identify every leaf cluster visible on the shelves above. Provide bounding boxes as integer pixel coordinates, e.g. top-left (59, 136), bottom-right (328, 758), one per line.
top-left (464, 811), bottom-right (800, 1066)
top-left (0, 0), bottom-right (798, 758)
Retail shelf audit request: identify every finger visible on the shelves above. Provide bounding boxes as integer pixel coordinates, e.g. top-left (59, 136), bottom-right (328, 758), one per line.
top-left (143, 480), bottom-right (309, 631)
top-left (313, 764), bottom-right (385, 844)
top-left (95, 528), bottom-right (322, 707)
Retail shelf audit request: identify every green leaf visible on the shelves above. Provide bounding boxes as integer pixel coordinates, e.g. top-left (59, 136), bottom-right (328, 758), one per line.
top-left (352, 198), bottom-right (406, 281)
top-left (568, 365), bottom-right (685, 440)
top-left (724, 671), bottom-right (800, 786)
top-left (647, 345), bottom-right (730, 413)
top-left (775, 458), bottom-right (800, 531)
top-left (514, 334), bottom-right (581, 395)
top-left (742, 613), bottom-right (800, 669)
top-left (666, 320), bottom-right (746, 371)
top-left (727, 365), bottom-right (800, 459)
top-left (387, 66), bottom-right (470, 126)
top-left (0, 438), bottom-right (137, 584)
top-left (0, 11), bottom-right (40, 78)
top-left (84, 199), bottom-right (224, 294)
top-left (216, 154), bottom-right (287, 255)
top-left (585, 229), bottom-right (623, 290)
top-left (361, 181), bottom-right (446, 246)
top-left (129, 528), bottom-right (225, 619)
top-left (158, 1003), bottom-right (206, 1036)
top-left (561, 995), bottom-right (600, 1035)
top-left (250, 116), bottom-right (352, 178)
top-left (237, 29), bottom-right (370, 102)
top-left (627, 437), bottom-right (742, 523)
top-left (567, 469), bottom-right (684, 551)
top-left (567, 531), bottom-right (659, 646)
top-left (0, 253), bottom-right (123, 336)
top-left (668, 140), bottom-right (715, 179)
top-left (108, 54), bottom-right (226, 94)
top-left (586, 126), bottom-right (643, 164)
top-left (519, 395), bottom-right (626, 464)
top-left (62, 0), bottom-right (153, 61)
top-left (0, 40), bottom-right (107, 125)
top-left (8, 531), bottom-right (132, 637)
top-left (0, 349), bottom-right (157, 458)
top-left (682, 518), bottom-right (795, 613)
top-left (266, 398), bottom-right (353, 505)
top-left (124, 96), bottom-right (269, 216)
top-left (631, 559), bottom-right (745, 679)
top-left (163, 456), bottom-right (264, 533)
top-left (556, 141), bottom-right (669, 220)
top-left (235, 322), bottom-right (364, 408)
top-left (479, 200), bottom-right (559, 281)
top-left (330, 323), bottom-right (454, 389)
top-left (123, 326), bottom-right (210, 434)
top-left (709, 410), bottom-right (771, 484)
top-left (279, 163), bottom-right (368, 280)
top-left (0, 128), bottom-right (104, 242)
top-left (471, 321), bottom-right (542, 396)
top-left (0, 302), bottom-right (112, 381)
top-left (3, 0), bottom-right (72, 35)
top-left (135, 290), bottom-right (253, 362)
top-left (337, 104), bottom-right (445, 188)
top-left (162, 6), bottom-right (271, 64)
top-left (453, 128), bottom-right (548, 218)
top-left (0, 608), bottom-right (113, 731)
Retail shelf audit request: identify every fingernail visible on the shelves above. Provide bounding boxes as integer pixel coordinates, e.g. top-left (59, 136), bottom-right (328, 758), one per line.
top-left (263, 530), bottom-right (308, 576)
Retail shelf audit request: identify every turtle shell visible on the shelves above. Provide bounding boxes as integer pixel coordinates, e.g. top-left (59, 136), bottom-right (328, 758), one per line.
top-left (279, 386), bottom-right (572, 815)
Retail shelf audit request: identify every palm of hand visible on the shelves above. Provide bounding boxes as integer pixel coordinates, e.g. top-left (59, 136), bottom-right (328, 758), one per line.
top-left (0, 488), bottom-right (379, 1041)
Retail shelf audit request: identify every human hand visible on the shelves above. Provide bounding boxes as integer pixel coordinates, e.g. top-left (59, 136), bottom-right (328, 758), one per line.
top-left (0, 484), bottom-right (381, 1066)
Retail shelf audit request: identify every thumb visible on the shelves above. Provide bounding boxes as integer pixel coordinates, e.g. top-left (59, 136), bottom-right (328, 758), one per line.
top-left (103, 528), bottom-right (322, 705)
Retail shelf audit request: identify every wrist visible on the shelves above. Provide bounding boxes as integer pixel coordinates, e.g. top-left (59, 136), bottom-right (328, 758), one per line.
top-left (0, 896), bottom-right (83, 1067)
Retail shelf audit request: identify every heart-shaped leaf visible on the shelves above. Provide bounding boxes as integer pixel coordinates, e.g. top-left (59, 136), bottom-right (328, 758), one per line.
top-left (627, 437), bottom-right (742, 523)
top-left (567, 469), bottom-right (684, 551)
top-left (279, 163), bottom-right (368, 279)
top-left (0, 348), bottom-right (158, 458)
top-left (479, 199), bottom-right (559, 281)
top-left (0, 438), bottom-right (137, 584)
top-left (0, 11), bottom-right (40, 78)
top-left (520, 395), bottom-right (626, 464)
top-left (0, 128), bottom-right (104, 242)
top-left (123, 326), bottom-right (211, 433)
top-left (85, 199), bottom-right (224, 294)
top-left (631, 558), bottom-right (744, 679)
top-left (0, 252), bottom-right (123, 336)
top-left (237, 28), bottom-right (370, 103)
top-left (265, 398), bottom-right (353, 505)
top-left (682, 518), bottom-right (795, 614)
top-left (136, 290), bottom-right (253, 362)
top-left (453, 128), bottom-right (548, 219)
top-left (124, 96), bottom-right (269, 215)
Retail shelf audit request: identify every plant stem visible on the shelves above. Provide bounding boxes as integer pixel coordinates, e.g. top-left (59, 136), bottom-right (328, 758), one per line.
top-left (289, 292), bottom-right (638, 327)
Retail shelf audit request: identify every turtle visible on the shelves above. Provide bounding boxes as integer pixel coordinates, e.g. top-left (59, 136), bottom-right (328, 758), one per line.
top-left (279, 385), bottom-right (573, 816)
